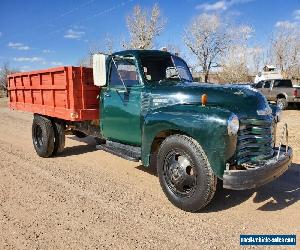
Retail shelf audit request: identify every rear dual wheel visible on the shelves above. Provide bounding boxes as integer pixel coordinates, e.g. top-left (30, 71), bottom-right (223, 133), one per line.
top-left (32, 115), bottom-right (55, 157)
top-left (32, 115), bottom-right (65, 157)
top-left (52, 121), bottom-right (65, 155)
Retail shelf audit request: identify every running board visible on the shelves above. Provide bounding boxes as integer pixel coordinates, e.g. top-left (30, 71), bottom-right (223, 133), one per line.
top-left (96, 140), bottom-right (141, 162)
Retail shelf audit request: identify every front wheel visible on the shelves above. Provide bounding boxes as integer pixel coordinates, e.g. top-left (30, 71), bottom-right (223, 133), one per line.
top-left (157, 134), bottom-right (217, 212)
top-left (277, 98), bottom-right (288, 110)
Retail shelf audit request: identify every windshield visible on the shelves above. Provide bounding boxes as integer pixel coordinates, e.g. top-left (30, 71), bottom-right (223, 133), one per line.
top-left (140, 55), bottom-right (193, 83)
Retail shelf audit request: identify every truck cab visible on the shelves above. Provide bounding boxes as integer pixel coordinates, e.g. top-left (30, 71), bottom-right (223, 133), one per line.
top-left (98, 50), bottom-right (193, 146)
top-left (92, 50), bottom-right (292, 211)
top-left (8, 49), bottom-right (293, 212)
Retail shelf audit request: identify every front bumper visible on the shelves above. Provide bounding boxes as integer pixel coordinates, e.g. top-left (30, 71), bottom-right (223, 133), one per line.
top-left (223, 146), bottom-right (293, 190)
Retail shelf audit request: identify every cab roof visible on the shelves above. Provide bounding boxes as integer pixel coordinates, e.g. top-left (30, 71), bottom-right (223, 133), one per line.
top-left (112, 49), bottom-right (173, 58)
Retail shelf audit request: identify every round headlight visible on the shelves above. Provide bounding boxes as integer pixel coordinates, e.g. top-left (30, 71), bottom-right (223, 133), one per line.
top-left (228, 114), bottom-right (239, 135)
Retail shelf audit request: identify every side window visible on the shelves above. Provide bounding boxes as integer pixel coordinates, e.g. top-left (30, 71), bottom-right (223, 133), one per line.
top-left (109, 58), bottom-right (139, 87)
top-left (264, 81), bottom-right (271, 88)
top-left (273, 80), bottom-right (281, 87)
top-left (273, 80), bottom-right (292, 88)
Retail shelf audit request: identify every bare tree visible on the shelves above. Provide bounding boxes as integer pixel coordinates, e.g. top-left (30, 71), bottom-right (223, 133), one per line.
top-left (165, 43), bottom-right (181, 55)
top-left (184, 14), bottom-right (256, 83)
top-left (217, 45), bottom-right (251, 83)
top-left (270, 24), bottom-right (300, 79)
top-left (250, 47), bottom-right (264, 75)
top-left (104, 34), bottom-right (114, 54)
top-left (0, 62), bottom-right (17, 97)
top-left (78, 34), bottom-right (115, 67)
top-left (125, 4), bottom-right (166, 49)
top-left (218, 25), bottom-right (254, 82)
top-left (184, 14), bottom-right (233, 82)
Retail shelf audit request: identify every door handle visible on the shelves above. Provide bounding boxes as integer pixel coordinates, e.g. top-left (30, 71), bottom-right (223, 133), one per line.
top-left (104, 93), bottom-right (110, 97)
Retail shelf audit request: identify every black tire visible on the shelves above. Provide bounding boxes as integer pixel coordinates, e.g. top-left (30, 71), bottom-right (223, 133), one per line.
top-left (32, 115), bottom-right (55, 158)
top-left (73, 130), bottom-right (87, 138)
top-left (157, 134), bottom-right (217, 212)
top-left (52, 121), bottom-right (65, 155)
top-left (277, 98), bottom-right (288, 110)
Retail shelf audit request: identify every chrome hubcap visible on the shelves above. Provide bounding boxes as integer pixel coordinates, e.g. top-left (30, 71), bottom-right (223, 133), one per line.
top-left (164, 152), bottom-right (197, 197)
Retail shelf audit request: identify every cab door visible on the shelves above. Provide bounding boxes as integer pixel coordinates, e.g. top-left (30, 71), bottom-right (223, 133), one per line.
top-left (100, 57), bottom-right (142, 146)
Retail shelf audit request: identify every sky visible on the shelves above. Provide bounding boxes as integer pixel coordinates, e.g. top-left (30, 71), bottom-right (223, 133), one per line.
top-left (0, 0), bottom-right (299, 72)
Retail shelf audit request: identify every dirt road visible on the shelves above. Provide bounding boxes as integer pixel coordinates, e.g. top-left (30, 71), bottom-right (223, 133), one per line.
top-left (0, 98), bottom-right (299, 249)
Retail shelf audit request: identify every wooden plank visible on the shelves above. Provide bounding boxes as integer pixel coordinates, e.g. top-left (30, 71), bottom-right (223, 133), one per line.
top-left (39, 74), bottom-right (44, 105)
top-left (8, 85), bottom-right (67, 90)
top-left (65, 67), bottom-right (70, 109)
top-left (29, 75), bottom-right (33, 104)
top-left (21, 76), bottom-right (25, 103)
top-left (50, 72), bottom-right (55, 108)
top-left (81, 67), bottom-right (86, 109)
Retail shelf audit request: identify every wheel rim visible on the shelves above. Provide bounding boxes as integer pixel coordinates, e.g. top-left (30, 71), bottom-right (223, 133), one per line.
top-left (277, 100), bottom-right (284, 109)
top-left (33, 125), bottom-right (43, 149)
top-left (163, 150), bottom-right (197, 197)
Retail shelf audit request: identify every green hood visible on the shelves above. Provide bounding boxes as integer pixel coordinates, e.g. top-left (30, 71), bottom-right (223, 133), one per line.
top-left (146, 82), bottom-right (271, 118)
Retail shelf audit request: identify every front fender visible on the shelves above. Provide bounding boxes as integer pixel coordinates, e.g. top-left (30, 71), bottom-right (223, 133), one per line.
top-left (142, 105), bottom-right (237, 177)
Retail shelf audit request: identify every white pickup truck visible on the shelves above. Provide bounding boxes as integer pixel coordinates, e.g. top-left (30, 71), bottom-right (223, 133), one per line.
top-left (253, 79), bottom-right (300, 109)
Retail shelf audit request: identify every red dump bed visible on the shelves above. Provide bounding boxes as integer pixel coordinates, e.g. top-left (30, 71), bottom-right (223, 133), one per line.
top-left (8, 66), bottom-right (99, 121)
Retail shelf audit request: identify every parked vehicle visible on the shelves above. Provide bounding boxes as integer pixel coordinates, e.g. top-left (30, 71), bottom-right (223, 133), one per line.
top-left (253, 79), bottom-right (300, 109)
top-left (8, 50), bottom-right (293, 212)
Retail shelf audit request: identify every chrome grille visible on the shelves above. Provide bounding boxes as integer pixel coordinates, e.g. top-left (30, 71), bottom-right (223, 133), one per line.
top-left (236, 118), bottom-right (275, 164)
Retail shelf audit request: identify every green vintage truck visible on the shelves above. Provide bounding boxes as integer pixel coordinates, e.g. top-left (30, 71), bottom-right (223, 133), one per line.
top-left (8, 50), bottom-right (293, 212)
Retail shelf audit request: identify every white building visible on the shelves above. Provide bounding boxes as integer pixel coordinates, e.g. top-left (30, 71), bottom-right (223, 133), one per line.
top-left (254, 65), bottom-right (283, 83)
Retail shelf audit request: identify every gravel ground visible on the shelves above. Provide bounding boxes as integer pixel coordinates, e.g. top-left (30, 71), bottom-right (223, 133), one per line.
top-left (0, 98), bottom-right (299, 249)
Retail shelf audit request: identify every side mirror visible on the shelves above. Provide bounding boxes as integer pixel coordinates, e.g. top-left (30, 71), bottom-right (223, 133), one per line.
top-left (93, 54), bottom-right (107, 87)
